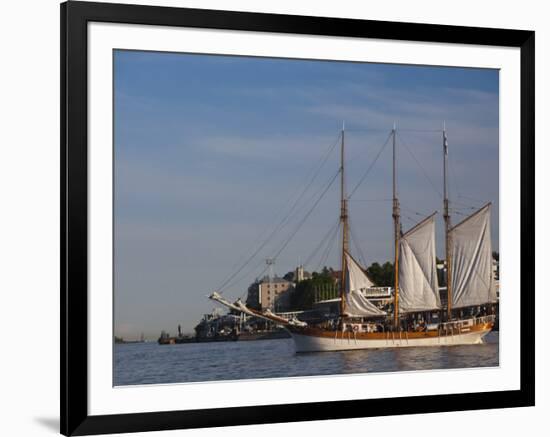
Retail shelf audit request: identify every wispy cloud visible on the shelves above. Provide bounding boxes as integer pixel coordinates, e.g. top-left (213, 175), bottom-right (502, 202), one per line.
top-left (114, 52), bottom-right (499, 334)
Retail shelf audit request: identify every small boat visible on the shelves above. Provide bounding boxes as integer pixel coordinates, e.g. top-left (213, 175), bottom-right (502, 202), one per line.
top-left (210, 123), bottom-right (496, 352)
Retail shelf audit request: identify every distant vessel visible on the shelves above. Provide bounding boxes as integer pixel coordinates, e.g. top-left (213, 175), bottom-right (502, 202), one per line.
top-left (211, 124), bottom-right (496, 352)
top-left (116, 332), bottom-right (146, 344)
top-left (158, 310), bottom-right (290, 344)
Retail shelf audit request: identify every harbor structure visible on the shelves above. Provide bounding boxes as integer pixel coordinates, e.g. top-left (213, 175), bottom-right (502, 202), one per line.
top-left (259, 276), bottom-right (294, 311)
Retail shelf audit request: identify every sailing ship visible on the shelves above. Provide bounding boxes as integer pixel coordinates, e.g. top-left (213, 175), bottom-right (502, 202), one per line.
top-left (210, 124), bottom-right (497, 352)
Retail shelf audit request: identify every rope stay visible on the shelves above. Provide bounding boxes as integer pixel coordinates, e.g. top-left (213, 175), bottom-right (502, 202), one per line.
top-left (303, 217), bottom-right (340, 268)
top-left (347, 131), bottom-right (393, 199)
top-left (349, 198), bottom-right (392, 202)
top-left (348, 215), bottom-right (367, 268)
top-left (215, 125), bottom-right (490, 299)
top-left (396, 131), bottom-right (443, 199)
top-left (270, 169), bottom-right (341, 262)
top-left (221, 168), bottom-right (341, 294)
top-left (215, 132), bottom-right (341, 293)
top-left (317, 222), bottom-right (341, 272)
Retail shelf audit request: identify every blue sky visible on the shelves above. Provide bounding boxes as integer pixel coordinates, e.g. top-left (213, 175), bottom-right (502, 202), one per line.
top-left (114, 50), bottom-right (499, 338)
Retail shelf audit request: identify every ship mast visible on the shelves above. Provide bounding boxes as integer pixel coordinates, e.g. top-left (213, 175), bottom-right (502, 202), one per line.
top-left (443, 123), bottom-right (452, 320)
top-left (392, 123), bottom-right (400, 328)
top-left (339, 122), bottom-right (349, 318)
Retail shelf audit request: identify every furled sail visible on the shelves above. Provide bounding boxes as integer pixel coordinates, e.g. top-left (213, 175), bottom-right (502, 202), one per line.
top-left (398, 213), bottom-right (441, 312)
top-left (450, 203), bottom-right (496, 308)
top-left (343, 251), bottom-right (386, 317)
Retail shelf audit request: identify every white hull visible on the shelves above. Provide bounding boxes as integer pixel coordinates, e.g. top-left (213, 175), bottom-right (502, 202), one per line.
top-left (290, 329), bottom-right (491, 353)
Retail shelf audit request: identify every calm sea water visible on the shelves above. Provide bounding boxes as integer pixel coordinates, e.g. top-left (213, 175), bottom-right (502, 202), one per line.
top-left (114, 332), bottom-right (499, 386)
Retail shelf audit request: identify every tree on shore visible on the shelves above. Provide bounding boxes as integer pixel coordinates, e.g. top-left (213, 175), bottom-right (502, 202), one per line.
top-left (366, 261), bottom-right (394, 287)
top-left (287, 261), bottom-right (397, 311)
top-left (288, 267), bottom-right (335, 310)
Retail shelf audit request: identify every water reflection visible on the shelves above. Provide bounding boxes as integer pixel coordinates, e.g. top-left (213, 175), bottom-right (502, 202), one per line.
top-left (114, 332), bottom-right (499, 386)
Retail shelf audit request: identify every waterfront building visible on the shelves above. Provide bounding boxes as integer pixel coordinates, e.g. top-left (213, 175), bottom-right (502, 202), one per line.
top-left (295, 265), bottom-right (308, 282)
top-left (246, 265), bottom-right (312, 312)
top-left (245, 280), bottom-right (261, 310)
top-left (283, 265), bottom-right (312, 282)
top-left (259, 276), bottom-right (294, 311)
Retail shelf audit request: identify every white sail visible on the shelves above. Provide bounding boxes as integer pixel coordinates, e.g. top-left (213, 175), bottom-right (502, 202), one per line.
top-left (398, 214), bottom-right (441, 312)
top-left (450, 203), bottom-right (496, 308)
top-left (343, 251), bottom-right (386, 317)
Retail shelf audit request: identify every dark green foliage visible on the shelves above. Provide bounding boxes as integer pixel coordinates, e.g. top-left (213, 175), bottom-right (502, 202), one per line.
top-left (366, 261), bottom-right (395, 287)
top-left (283, 271), bottom-right (295, 281)
top-left (286, 261), bottom-right (396, 311)
top-left (289, 267), bottom-right (335, 310)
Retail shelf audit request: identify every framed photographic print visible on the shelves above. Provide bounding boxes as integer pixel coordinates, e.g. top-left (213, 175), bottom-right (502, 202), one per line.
top-left (61, 1), bottom-right (535, 435)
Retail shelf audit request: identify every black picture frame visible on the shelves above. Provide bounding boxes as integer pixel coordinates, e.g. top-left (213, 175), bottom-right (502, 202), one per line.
top-left (61, 1), bottom-right (535, 435)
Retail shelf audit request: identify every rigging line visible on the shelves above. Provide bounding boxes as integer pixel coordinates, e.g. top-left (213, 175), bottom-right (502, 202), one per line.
top-left (278, 131), bottom-right (341, 220)
top-left (280, 166), bottom-right (339, 226)
top-left (348, 216), bottom-right (367, 267)
top-left (400, 205), bottom-right (429, 217)
top-left (451, 203), bottom-right (478, 209)
top-left (345, 130), bottom-right (393, 168)
top-left (397, 129), bottom-right (443, 133)
top-left (217, 134), bottom-right (340, 292)
top-left (450, 206), bottom-right (477, 211)
top-left (261, 131), bottom-right (343, 230)
top-left (350, 229), bottom-right (366, 268)
top-left (347, 131), bottom-right (393, 199)
top-left (349, 198), bottom-right (392, 202)
top-left (308, 226), bottom-right (335, 272)
top-left (222, 257), bottom-right (266, 293)
top-left (316, 227), bottom-right (334, 271)
top-left (345, 128), bottom-right (393, 132)
top-left (216, 132), bottom-right (341, 292)
top-left (318, 230), bottom-right (338, 272)
top-left (318, 223), bottom-right (340, 272)
top-left (350, 236), bottom-right (365, 269)
top-left (218, 234), bottom-right (273, 293)
top-left (458, 194), bottom-right (489, 203)
top-left (396, 132), bottom-right (443, 199)
top-left (224, 167), bottom-right (342, 293)
top-left (272, 169), bottom-right (341, 262)
top-left (451, 199), bottom-right (481, 209)
top-left (449, 155), bottom-right (462, 200)
top-left (304, 218), bottom-right (340, 268)
top-left (275, 159), bottom-right (346, 244)
top-left (346, 128), bottom-right (442, 133)
top-left (453, 211), bottom-right (469, 217)
top-left (271, 169), bottom-right (341, 262)
top-left (234, 263), bottom-right (272, 302)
